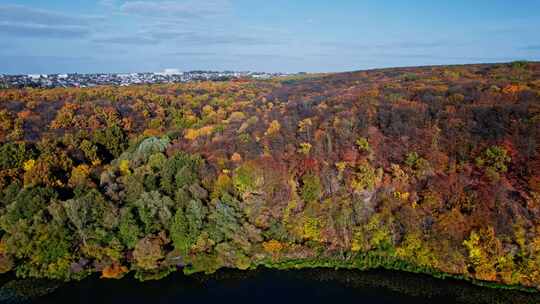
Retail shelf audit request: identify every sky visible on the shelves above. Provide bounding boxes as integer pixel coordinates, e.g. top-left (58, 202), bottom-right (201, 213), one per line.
top-left (0, 0), bottom-right (539, 74)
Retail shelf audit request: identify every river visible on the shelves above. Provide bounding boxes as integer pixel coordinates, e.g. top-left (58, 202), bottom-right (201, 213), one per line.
top-left (2, 268), bottom-right (539, 304)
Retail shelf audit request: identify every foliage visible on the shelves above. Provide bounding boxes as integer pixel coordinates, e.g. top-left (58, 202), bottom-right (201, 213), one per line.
top-left (511, 60), bottom-right (529, 69)
top-left (262, 240), bottom-right (284, 254)
top-left (232, 163), bottom-right (263, 195)
top-left (101, 263), bottom-right (129, 279)
top-left (68, 164), bottom-right (90, 187)
top-left (463, 228), bottom-right (502, 281)
top-left (93, 125), bottom-right (127, 158)
top-left (0, 63), bottom-right (538, 289)
top-left (351, 161), bottom-right (381, 192)
top-left (265, 120), bottom-right (281, 136)
top-left (118, 208), bottom-right (141, 249)
top-left (298, 142), bottom-right (312, 155)
top-left (0, 143), bottom-right (32, 170)
top-left (184, 126), bottom-right (214, 141)
top-left (134, 191), bottom-right (174, 234)
top-left (80, 140), bottom-right (99, 163)
top-left (170, 200), bottom-right (207, 255)
top-left (475, 146), bottom-right (511, 173)
top-left (207, 201), bottom-right (243, 244)
top-left (160, 152), bottom-right (201, 195)
top-left (1, 187), bottom-right (57, 233)
top-left (300, 173), bottom-right (322, 202)
top-left (355, 137), bottom-right (370, 152)
top-left (404, 152), bottom-right (431, 177)
top-left (61, 189), bottom-right (118, 245)
top-left (133, 236), bottom-right (165, 271)
top-left (302, 217), bottom-right (321, 241)
top-left (134, 136), bottom-right (171, 162)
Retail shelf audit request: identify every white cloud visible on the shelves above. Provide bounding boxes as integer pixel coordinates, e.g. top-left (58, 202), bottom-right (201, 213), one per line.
top-left (0, 4), bottom-right (101, 26)
top-left (93, 35), bottom-right (160, 45)
top-left (0, 22), bottom-right (89, 39)
top-left (99, 0), bottom-right (117, 7)
top-left (120, 0), bottom-right (231, 19)
top-left (0, 5), bottom-right (101, 39)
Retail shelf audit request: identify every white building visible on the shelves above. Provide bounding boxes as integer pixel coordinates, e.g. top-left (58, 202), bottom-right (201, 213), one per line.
top-left (159, 68), bottom-right (181, 75)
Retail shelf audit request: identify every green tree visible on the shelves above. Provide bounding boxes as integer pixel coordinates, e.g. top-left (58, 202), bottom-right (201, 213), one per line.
top-left (134, 191), bottom-right (174, 234)
top-left (476, 146), bottom-right (511, 173)
top-left (160, 152), bottom-right (200, 195)
top-left (118, 207), bottom-right (142, 249)
top-left (1, 187), bottom-right (57, 232)
top-left (170, 199), bottom-right (207, 255)
top-left (207, 201), bottom-right (242, 244)
top-left (300, 173), bottom-right (322, 202)
top-left (61, 190), bottom-right (118, 245)
top-left (93, 125), bottom-right (127, 158)
top-left (133, 235), bottom-right (165, 271)
top-left (0, 142), bottom-right (33, 170)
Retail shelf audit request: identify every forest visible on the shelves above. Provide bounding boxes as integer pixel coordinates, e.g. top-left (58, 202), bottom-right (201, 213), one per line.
top-left (0, 62), bottom-right (539, 289)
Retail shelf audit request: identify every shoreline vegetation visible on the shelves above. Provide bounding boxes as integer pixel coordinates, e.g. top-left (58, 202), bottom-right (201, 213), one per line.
top-left (0, 62), bottom-right (540, 296)
top-left (257, 256), bottom-right (538, 292)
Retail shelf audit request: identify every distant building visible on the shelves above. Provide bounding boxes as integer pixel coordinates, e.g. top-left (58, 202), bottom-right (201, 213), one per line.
top-left (161, 68), bottom-right (181, 75)
top-left (1, 70), bottom-right (293, 89)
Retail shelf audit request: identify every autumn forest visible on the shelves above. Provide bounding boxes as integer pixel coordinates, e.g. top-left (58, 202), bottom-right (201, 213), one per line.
top-left (0, 62), bottom-right (540, 290)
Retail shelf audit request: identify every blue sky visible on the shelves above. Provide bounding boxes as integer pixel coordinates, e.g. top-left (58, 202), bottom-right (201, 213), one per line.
top-left (0, 0), bottom-right (539, 74)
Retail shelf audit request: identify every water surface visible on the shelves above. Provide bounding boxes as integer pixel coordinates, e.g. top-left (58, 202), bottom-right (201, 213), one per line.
top-left (7, 269), bottom-right (540, 304)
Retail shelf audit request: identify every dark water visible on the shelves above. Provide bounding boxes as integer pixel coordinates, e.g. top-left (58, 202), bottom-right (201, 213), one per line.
top-left (3, 269), bottom-right (540, 304)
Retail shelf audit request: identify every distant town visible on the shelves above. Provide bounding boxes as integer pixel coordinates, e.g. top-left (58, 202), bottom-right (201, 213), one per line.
top-left (0, 69), bottom-right (294, 89)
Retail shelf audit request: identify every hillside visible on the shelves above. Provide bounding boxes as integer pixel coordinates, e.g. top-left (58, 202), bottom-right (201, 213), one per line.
top-left (0, 62), bottom-right (539, 289)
